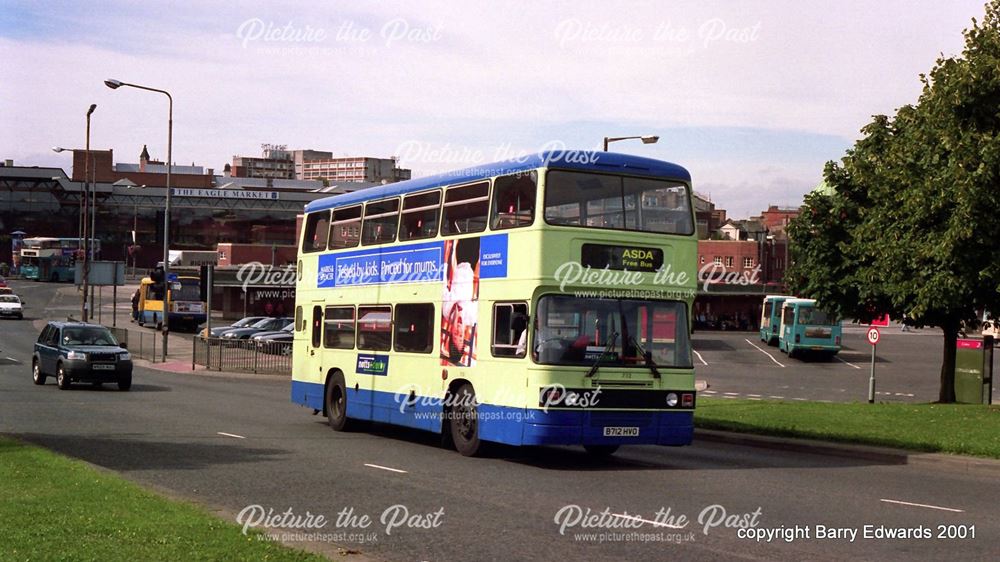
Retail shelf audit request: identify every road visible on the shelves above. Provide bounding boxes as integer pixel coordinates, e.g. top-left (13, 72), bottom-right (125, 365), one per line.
top-left (1, 280), bottom-right (998, 560)
top-left (693, 329), bottom-right (998, 404)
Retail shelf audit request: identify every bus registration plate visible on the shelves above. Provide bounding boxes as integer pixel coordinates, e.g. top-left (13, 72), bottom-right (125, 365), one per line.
top-left (603, 426), bottom-right (639, 437)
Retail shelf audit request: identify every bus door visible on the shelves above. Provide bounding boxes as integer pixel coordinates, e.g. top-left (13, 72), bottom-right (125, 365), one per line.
top-left (779, 303), bottom-right (794, 351)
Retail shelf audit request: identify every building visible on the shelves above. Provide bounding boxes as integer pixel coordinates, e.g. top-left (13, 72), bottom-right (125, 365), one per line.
top-left (231, 146), bottom-right (412, 184)
top-left (718, 218), bottom-right (767, 241)
top-left (297, 154), bottom-right (411, 183)
top-left (694, 237), bottom-right (789, 330)
top-left (692, 193), bottom-right (726, 239)
top-left (231, 144), bottom-right (296, 179)
top-left (755, 205), bottom-right (801, 238)
top-left (0, 147), bottom-right (371, 269)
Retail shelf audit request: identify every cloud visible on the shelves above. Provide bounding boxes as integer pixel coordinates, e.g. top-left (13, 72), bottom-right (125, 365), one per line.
top-left (0, 0), bottom-right (988, 218)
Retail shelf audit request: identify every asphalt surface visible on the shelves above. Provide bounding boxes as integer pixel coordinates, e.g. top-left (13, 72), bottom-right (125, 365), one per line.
top-left (1, 280), bottom-right (998, 561)
top-left (693, 328), bottom-right (998, 404)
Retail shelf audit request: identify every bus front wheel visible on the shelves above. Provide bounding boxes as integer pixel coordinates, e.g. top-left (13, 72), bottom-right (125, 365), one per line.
top-left (450, 383), bottom-right (483, 457)
top-left (325, 372), bottom-right (351, 431)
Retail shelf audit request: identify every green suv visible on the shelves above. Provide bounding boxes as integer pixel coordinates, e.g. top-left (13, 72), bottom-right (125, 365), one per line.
top-left (33, 322), bottom-right (133, 390)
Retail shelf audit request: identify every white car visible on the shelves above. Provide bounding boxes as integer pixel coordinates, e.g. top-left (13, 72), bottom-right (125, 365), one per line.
top-left (0, 294), bottom-right (24, 319)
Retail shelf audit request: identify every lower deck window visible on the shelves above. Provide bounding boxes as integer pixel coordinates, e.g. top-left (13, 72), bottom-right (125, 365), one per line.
top-left (394, 303), bottom-right (434, 353)
top-left (358, 306), bottom-right (392, 351)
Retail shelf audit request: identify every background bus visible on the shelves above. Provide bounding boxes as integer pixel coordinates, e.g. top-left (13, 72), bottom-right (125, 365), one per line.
top-left (20, 237), bottom-right (99, 282)
top-left (291, 151), bottom-right (699, 457)
top-left (760, 295), bottom-right (793, 346)
top-left (778, 298), bottom-right (842, 358)
top-left (136, 275), bottom-right (206, 332)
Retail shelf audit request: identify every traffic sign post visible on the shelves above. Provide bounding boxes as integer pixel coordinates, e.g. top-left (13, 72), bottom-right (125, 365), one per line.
top-left (867, 327), bottom-right (880, 403)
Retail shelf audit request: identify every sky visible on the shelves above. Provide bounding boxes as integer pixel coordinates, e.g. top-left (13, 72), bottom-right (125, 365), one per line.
top-left (0, 0), bottom-right (988, 218)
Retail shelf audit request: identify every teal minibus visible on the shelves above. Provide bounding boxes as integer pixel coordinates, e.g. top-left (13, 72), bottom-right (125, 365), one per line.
top-left (778, 298), bottom-right (842, 358)
top-left (760, 295), bottom-right (793, 346)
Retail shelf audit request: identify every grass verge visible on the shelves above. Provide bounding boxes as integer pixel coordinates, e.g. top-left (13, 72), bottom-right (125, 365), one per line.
top-left (0, 436), bottom-right (326, 561)
top-left (695, 399), bottom-right (1000, 459)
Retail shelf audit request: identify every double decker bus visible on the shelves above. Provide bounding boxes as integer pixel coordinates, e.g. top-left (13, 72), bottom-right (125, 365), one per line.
top-left (291, 151), bottom-right (698, 456)
top-left (20, 237), bottom-right (99, 282)
top-left (136, 275), bottom-right (206, 332)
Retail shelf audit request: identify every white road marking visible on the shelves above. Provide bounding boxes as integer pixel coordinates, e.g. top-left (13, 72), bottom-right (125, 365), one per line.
top-left (217, 432), bottom-right (246, 439)
top-left (747, 394), bottom-right (762, 398)
top-left (364, 463), bottom-right (408, 474)
top-left (692, 349), bottom-right (708, 366)
top-left (744, 339), bottom-right (786, 368)
top-left (702, 390), bottom-right (717, 394)
top-left (724, 392), bottom-right (740, 396)
top-left (722, 395), bottom-right (738, 399)
top-left (769, 396), bottom-right (785, 399)
top-left (611, 513), bottom-right (686, 529)
top-left (835, 356), bottom-right (861, 369)
top-left (880, 499), bottom-right (964, 513)
top-left (4, 357), bottom-right (17, 362)
top-left (748, 397), bottom-right (762, 401)
top-left (793, 398), bottom-right (808, 401)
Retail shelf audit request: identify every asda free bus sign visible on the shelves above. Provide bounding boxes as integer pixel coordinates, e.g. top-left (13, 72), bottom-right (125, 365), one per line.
top-left (317, 234), bottom-right (509, 287)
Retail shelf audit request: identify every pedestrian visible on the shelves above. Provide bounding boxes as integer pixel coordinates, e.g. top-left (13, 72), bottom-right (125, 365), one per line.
top-left (131, 289), bottom-right (140, 322)
top-left (901, 313), bottom-right (911, 332)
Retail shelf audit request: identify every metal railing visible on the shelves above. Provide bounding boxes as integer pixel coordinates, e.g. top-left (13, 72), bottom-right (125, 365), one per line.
top-left (105, 326), bottom-right (160, 362)
top-left (193, 336), bottom-right (291, 375)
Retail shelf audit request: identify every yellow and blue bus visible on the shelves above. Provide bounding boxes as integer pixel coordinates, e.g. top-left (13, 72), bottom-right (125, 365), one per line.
top-left (291, 151), bottom-right (699, 456)
top-left (136, 275), bottom-right (206, 332)
top-left (778, 298), bottom-right (842, 358)
top-left (760, 294), bottom-right (793, 346)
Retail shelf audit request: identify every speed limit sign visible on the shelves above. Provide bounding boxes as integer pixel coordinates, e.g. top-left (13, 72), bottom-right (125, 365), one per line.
top-left (867, 327), bottom-right (881, 346)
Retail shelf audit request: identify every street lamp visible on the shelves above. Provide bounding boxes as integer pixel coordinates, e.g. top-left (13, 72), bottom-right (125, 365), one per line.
top-left (51, 146), bottom-right (94, 273)
top-left (603, 135), bottom-right (659, 151)
top-left (53, 104), bottom-right (97, 321)
top-left (119, 181), bottom-right (147, 276)
top-left (106, 78), bottom-right (173, 361)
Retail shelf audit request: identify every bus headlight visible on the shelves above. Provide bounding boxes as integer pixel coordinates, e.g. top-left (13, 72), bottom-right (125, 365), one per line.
top-left (665, 392), bottom-right (679, 407)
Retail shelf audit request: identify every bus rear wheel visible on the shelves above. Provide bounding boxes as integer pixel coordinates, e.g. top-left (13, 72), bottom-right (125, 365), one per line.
top-left (450, 383), bottom-right (483, 457)
top-left (325, 373), bottom-right (351, 431)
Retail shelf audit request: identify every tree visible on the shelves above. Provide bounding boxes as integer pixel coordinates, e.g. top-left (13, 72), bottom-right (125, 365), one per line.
top-left (788, 1), bottom-right (1000, 402)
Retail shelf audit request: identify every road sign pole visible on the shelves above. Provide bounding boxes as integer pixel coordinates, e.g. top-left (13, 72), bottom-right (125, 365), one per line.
top-left (868, 343), bottom-right (876, 403)
top-left (866, 327), bottom-right (880, 404)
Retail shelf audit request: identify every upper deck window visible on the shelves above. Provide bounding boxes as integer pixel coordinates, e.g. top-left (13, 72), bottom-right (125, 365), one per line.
top-left (441, 182), bottom-right (489, 236)
top-left (329, 205), bottom-right (362, 249)
top-left (362, 198), bottom-right (400, 246)
top-left (302, 211), bottom-right (331, 253)
top-left (544, 171), bottom-right (694, 235)
top-left (490, 171), bottom-right (536, 230)
top-left (399, 190), bottom-right (441, 241)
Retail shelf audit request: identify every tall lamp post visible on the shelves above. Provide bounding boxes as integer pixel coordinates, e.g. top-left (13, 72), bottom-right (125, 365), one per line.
top-left (603, 135), bottom-right (659, 151)
top-left (105, 78), bottom-right (172, 361)
top-left (53, 104), bottom-right (97, 321)
top-left (52, 144), bottom-right (97, 312)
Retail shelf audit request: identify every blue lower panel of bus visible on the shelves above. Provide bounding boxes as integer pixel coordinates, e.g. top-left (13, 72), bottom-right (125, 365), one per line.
top-left (290, 380), bottom-right (693, 447)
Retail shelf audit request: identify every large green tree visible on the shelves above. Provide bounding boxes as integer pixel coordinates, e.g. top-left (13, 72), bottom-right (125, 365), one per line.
top-left (788, 1), bottom-right (1000, 402)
